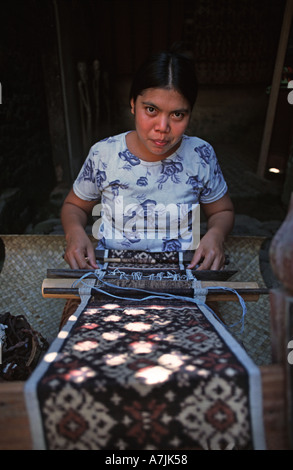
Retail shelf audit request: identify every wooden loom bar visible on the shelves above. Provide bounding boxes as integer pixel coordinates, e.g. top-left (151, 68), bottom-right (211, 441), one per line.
top-left (42, 277), bottom-right (268, 301)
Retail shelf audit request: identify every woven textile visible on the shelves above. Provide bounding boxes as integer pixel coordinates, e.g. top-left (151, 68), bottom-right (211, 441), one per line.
top-left (25, 297), bottom-right (265, 450)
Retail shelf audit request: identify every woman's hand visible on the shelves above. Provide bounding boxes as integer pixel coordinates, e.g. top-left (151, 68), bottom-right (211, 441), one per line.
top-left (63, 226), bottom-right (99, 270)
top-left (61, 189), bottom-right (100, 270)
top-left (187, 193), bottom-right (234, 271)
top-left (187, 228), bottom-right (226, 270)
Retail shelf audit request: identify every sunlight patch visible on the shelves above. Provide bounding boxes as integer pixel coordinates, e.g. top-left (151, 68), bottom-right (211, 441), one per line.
top-left (124, 322), bottom-right (152, 332)
top-left (135, 365), bottom-right (172, 384)
top-left (73, 340), bottom-right (99, 352)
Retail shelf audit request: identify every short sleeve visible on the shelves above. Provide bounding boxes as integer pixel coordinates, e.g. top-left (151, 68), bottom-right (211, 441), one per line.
top-left (195, 143), bottom-right (228, 203)
top-left (73, 146), bottom-right (102, 201)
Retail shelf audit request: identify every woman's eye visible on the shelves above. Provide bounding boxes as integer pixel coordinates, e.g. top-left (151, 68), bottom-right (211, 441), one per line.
top-left (146, 106), bottom-right (156, 114)
top-left (173, 112), bottom-right (184, 120)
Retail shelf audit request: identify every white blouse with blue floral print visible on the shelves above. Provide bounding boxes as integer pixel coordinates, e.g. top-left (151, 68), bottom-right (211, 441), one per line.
top-left (73, 132), bottom-right (227, 252)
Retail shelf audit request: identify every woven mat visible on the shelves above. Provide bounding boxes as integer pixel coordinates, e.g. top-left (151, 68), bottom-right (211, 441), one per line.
top-left (0, 235), bottom-right (68, 342)
top-left (25, 297), bottom-right (266, 450)
top-left (219, 236), bottom-right (272, 365)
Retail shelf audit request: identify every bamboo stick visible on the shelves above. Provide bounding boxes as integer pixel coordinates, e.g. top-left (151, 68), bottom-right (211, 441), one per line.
top-left (42, 277), bottom-right (267, 301)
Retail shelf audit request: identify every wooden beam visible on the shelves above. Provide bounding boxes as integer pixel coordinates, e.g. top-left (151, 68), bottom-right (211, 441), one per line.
top-left (261, 365), bottom-right (290, 450)
top-left (0, 381), bottom-right (32, 450)
top-left (257, 0), bottom-right (293, 177)
top-left (41, 277), bottom-right (266, 301)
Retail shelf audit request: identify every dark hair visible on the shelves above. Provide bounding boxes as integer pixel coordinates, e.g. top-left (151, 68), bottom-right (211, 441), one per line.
top-left (129, 51), bottom-right (198, 110)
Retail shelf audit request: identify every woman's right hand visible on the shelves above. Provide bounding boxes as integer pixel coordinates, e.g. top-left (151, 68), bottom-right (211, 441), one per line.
top-left (63, 227), bottom-right (99, 270)
top-left (61, 188), bottom-right (100, 270)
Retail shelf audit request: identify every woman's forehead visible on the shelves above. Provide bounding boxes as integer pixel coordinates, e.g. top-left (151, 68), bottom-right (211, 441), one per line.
top-left (137, 87), bottom-right (190, 110)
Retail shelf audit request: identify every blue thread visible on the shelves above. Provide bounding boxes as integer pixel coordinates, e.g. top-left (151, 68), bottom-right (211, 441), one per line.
top-left (72, 271), bottom-right (247, 334)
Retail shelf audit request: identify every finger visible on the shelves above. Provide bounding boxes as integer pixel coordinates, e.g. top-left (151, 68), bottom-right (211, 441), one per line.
top-left (210, 254), bottom-right (226, 271)
top-left (187, 251), bottom-right (203, 269)
top-left (195, 257), bottom-right (212, 271)
top-left (78, 256), bottom-right (94, 269)
top-left (200, 253), bottom-right (224, 271)
top-left (195, 251), bottom-right (216, 271)
top-left (84, 255), bottom-right (100, 270)
top-left (65, 253), bottom-right (80, 270)
top-left (69, 248), bottom-right (92, 269)
top-left (209, 258), bottom-right (222, 271)
top-left (84, 246), bottom-right (100, 269)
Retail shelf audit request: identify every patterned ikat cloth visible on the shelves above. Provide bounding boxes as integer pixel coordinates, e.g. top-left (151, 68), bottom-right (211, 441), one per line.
top-left (25, 298), bottom-right (266, 450)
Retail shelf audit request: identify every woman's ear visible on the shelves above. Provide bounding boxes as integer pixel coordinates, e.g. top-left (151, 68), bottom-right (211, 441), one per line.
top-left (130, 98), bottom-right (135, 115)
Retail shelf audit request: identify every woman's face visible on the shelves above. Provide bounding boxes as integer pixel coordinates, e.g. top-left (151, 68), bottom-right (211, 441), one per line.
top-left (130, 87), bottom-right (191, 161)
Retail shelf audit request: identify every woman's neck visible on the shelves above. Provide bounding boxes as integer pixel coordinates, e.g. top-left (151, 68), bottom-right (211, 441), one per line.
top-left (126, 131), bottom-right (181, 162)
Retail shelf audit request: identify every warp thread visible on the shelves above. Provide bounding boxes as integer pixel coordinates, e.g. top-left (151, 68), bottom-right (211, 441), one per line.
top-left (72, 269), bottom-right (247, 334)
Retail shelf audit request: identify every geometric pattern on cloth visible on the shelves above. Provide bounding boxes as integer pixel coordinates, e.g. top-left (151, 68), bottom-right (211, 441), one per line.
top-left (25, 299), bottom-right (266, 450)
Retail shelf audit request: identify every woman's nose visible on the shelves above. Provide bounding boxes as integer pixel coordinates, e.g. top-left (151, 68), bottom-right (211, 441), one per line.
top-left (155, 115), bottom-right (170, 133)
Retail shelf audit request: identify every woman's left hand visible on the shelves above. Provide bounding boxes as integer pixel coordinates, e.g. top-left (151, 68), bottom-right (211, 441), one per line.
top-left (187, 193), bottom-right (234, 271)
top-left (187, 229), bottom-right (226, 270)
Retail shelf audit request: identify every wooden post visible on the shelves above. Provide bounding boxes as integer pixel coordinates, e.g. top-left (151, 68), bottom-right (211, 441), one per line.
top-left (0, 381), bottom-right (31, 450)
top-left (269, 192), bottom-right (293, 448)
top-left (257, 0), bottom-right (293, 177)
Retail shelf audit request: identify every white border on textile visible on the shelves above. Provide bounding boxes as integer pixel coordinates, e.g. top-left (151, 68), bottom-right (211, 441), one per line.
top-left (199, 303), bottom-right (266, 450)
top-left (24, 279), bottom-right (96, 450)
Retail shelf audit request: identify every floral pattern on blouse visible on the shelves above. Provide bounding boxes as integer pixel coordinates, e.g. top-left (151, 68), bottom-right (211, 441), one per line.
top-left (73, 133), bottom-right (227, 251)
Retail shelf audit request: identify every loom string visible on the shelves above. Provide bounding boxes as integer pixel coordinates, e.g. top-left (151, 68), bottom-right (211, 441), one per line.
top-left (72, 270), bottom-right (247, 334)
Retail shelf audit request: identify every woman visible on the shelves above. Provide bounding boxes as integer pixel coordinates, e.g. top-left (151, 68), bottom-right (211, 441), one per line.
top-left (61, 51), bottom-right (234, 271)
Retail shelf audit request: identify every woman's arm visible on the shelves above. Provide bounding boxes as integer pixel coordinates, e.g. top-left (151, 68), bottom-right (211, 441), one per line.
top-left (61, 189), bottom-right (100, 269)
top-left (188, 193), bottom-right (234, 270)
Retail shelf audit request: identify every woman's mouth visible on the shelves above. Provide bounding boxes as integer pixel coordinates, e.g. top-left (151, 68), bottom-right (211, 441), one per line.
top-left (152, 140), bottom-right (168, 148)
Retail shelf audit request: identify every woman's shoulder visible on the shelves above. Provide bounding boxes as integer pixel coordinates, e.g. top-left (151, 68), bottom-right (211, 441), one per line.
top-left (182, 135), bottom-right (216, 162)
top-left (89, 132), bottom-right (128, 156)
top-left (183, 135), bottom-right (213, 150)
